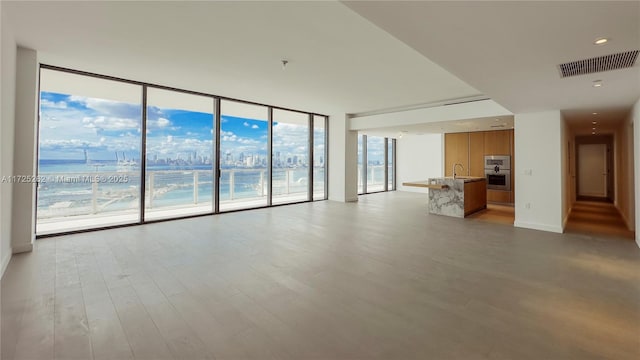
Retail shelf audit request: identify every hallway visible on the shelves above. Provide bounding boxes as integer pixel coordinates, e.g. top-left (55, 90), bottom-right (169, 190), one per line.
top-left (565, 201), bottom-right (635, 240)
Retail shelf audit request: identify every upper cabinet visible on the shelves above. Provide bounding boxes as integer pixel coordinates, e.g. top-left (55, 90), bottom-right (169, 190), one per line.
top-left (444, 132), bottom-right (469, 176)
top-left (484, 130), bottom-right (511, 155)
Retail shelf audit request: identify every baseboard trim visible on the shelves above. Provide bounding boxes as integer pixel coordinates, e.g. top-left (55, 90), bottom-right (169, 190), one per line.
top-left (1, 251), bottom-right (11, 279)
top-left (12, 243), bottom-right (33, 254)
top-left (514, 221), bottom-right (564, 234)
top-left (328, 196), bottom-right (359, 203)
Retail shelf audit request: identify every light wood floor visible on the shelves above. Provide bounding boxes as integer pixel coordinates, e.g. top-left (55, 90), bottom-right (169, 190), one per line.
top-left (565, 201), bottom-right (635, 240)
top-left (2, 191), bottom-right (640, 359)
top-left (467, 203), bottom-right (515, 225)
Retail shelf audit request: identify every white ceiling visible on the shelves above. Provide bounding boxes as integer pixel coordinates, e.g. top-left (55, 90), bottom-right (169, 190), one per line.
top-left (6, 1), bottom-right (638, 136)
top-left (363, 115), bottom-right (514, 138)
top-left (344, 0), bottom-right (640, 131)
top-left (3, 1), bottom-right (481, 116)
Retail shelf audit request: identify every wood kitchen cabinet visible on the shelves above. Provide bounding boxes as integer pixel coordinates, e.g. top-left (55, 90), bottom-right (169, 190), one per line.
top-left (487, 189), bottom-right (511, 203)
top-left (484, 130), bottom-right (511, 156)
top-left (444, 132), bottom-right (469, 176)
top-left (469, 132), bottom-right (485, 177)
top-left (445, 129), bottom-right (515, 205)
top-left (509, 129), bottom-right (515, 203)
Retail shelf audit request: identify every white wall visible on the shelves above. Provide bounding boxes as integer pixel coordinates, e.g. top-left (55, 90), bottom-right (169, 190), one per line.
top-left (397, 134), bottom-right (443, 193)
top-left (1, 3), bottom-right (16, 277)
top-left (632, 97), bottom-right (640, 248)
top-left (328, 114), bottom-right (358, 202)
top-left (514, 110), bottom-right (564, 233)
top-left (11, 47), bottom-right (38, 254)
top-left (561, 115), bottom-right (571, 227)
top-left (614, 114), bottom-right (635, 231)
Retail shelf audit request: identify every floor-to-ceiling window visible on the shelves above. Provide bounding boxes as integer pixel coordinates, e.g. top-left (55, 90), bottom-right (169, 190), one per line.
top-left (37, 69), bottom-right (143, 234)
top-left (36, 66), bottom-right (328, 235)
top-left (366, 136), bottom-right (386, 192)
top-left (272, 109), bottom-right (309, 205)
top-left (144, 87), bottom-right (215, 220)
top-left (313, 115), bottom-right (327, 200)
top-left (388, 138), bottom-right (396, 191)
top-left (219, 100), bottom-right (269, 211)
top-left (357, 133), bottom-right (396, 195)
top-left (358, 135), bottom-right (365, 194)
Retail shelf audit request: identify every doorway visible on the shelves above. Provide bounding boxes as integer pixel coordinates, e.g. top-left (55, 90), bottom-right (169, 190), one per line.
top-left (578, 143), bottom-right (607, 198)
top-left (575, 135), bottom-right (613, 202)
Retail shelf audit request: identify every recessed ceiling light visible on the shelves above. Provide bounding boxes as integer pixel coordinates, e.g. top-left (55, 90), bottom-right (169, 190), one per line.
top-left (594, 38), bottom-right (609, 45)
top-left (592, 121), bottom-right (597, 125)
top-left (592, 131), bottom-right (596, 135)
top-left (592, 127), bottom-right (596, 130)
top-left (592, 112), bottom-right (598, 115)
top-left (593, 80), bottom-right (603, 87)
top-left (495, 118), bottom-right (500, 122)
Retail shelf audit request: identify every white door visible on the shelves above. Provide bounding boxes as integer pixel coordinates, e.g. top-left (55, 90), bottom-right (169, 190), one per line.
top-left (578, 143), bottom-right (607, 197)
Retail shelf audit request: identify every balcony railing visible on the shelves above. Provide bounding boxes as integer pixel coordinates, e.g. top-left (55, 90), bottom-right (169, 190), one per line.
top-left (357, 164), bottom-right (388, 192)
top-left (36, 167), bottom-right (325, 222)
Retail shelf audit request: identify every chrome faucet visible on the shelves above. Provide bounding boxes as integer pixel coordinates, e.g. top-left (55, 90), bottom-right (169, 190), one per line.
top-left (453, 163), bottom-right (464, 178)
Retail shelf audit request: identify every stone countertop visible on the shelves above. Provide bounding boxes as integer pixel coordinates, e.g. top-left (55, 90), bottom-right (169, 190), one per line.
top-left (402, 181), bottom-right (449, 189)
top-left (425, 177), bottom-right (487, 218)
top-left (429, 176), bottom-right (486, 184)
top-left (403, 177), bottom-right (486, 189)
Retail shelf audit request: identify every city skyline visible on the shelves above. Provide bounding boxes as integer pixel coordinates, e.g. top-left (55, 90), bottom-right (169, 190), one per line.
top-left (39, 91), bottom-right (325, 167)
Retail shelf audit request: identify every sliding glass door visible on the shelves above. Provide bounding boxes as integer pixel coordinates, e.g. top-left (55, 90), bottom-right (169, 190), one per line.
top-left (37, 68), bottom-right (143, 234)
top-left (357, 133), bottom-right (396, 195)
top-left (144, 87), bottom-right (215, 220)
top-left (219, 100), bottom-right (269, 211)
top-left (272, 109), bottom-right (309, 205)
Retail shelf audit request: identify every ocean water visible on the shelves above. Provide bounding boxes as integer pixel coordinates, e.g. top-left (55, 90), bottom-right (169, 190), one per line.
top-left (36, 160), bottom-right (321, 219)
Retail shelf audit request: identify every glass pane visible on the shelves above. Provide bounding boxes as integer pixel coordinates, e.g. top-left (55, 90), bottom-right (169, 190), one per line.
top-left (388, 139), bottom-right (394, 190)
top-left (272, 109), bottom-right (309, 205)
top-left (219, 100), bottom-right (268, 211)
top-left (358, 134), bottom-right (364, 194)
top-left (366, 136), bottom-right (385, 193)
top-left (313, 115), bottom-right (326, 201)
top-left (37, 68), bottom-right (142, 234)
top-left (144, 87), bottom-right (214, 220)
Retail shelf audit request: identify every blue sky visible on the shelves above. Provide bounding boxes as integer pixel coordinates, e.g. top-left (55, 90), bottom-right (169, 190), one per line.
top-left (39, 91), bottom-right (324, 163)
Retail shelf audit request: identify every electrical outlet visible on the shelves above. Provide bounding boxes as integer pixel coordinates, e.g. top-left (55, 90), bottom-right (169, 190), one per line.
top-left (525, 202), bottom-right (531, 209)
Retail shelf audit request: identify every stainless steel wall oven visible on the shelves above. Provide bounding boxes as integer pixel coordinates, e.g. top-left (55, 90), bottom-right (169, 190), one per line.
top-left (484, 155), bottom-right (511, 191)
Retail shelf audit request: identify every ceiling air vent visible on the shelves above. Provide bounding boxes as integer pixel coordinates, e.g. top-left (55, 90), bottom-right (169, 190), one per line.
top-left (558, 50), bottom-right (639, 78)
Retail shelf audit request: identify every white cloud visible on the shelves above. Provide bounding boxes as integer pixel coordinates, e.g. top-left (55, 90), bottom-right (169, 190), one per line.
top-left (167, 135), bottom-right (173, 143)
top-left (243, 122), bottom-right (250, 127)
top-left (157, 118), bottom-right (170, 127)
top-left (251, 125), bottom-right (259, 129)
top-left (40, 99), bottom-right (67, 109)
top-left (82, 116), bottom-right (139, 131)
top-left (70, 96), bottom-right (141, 119)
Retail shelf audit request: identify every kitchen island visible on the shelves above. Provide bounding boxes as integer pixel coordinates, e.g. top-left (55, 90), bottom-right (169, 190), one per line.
top-left (403, 177), bottom-right (487, 218)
